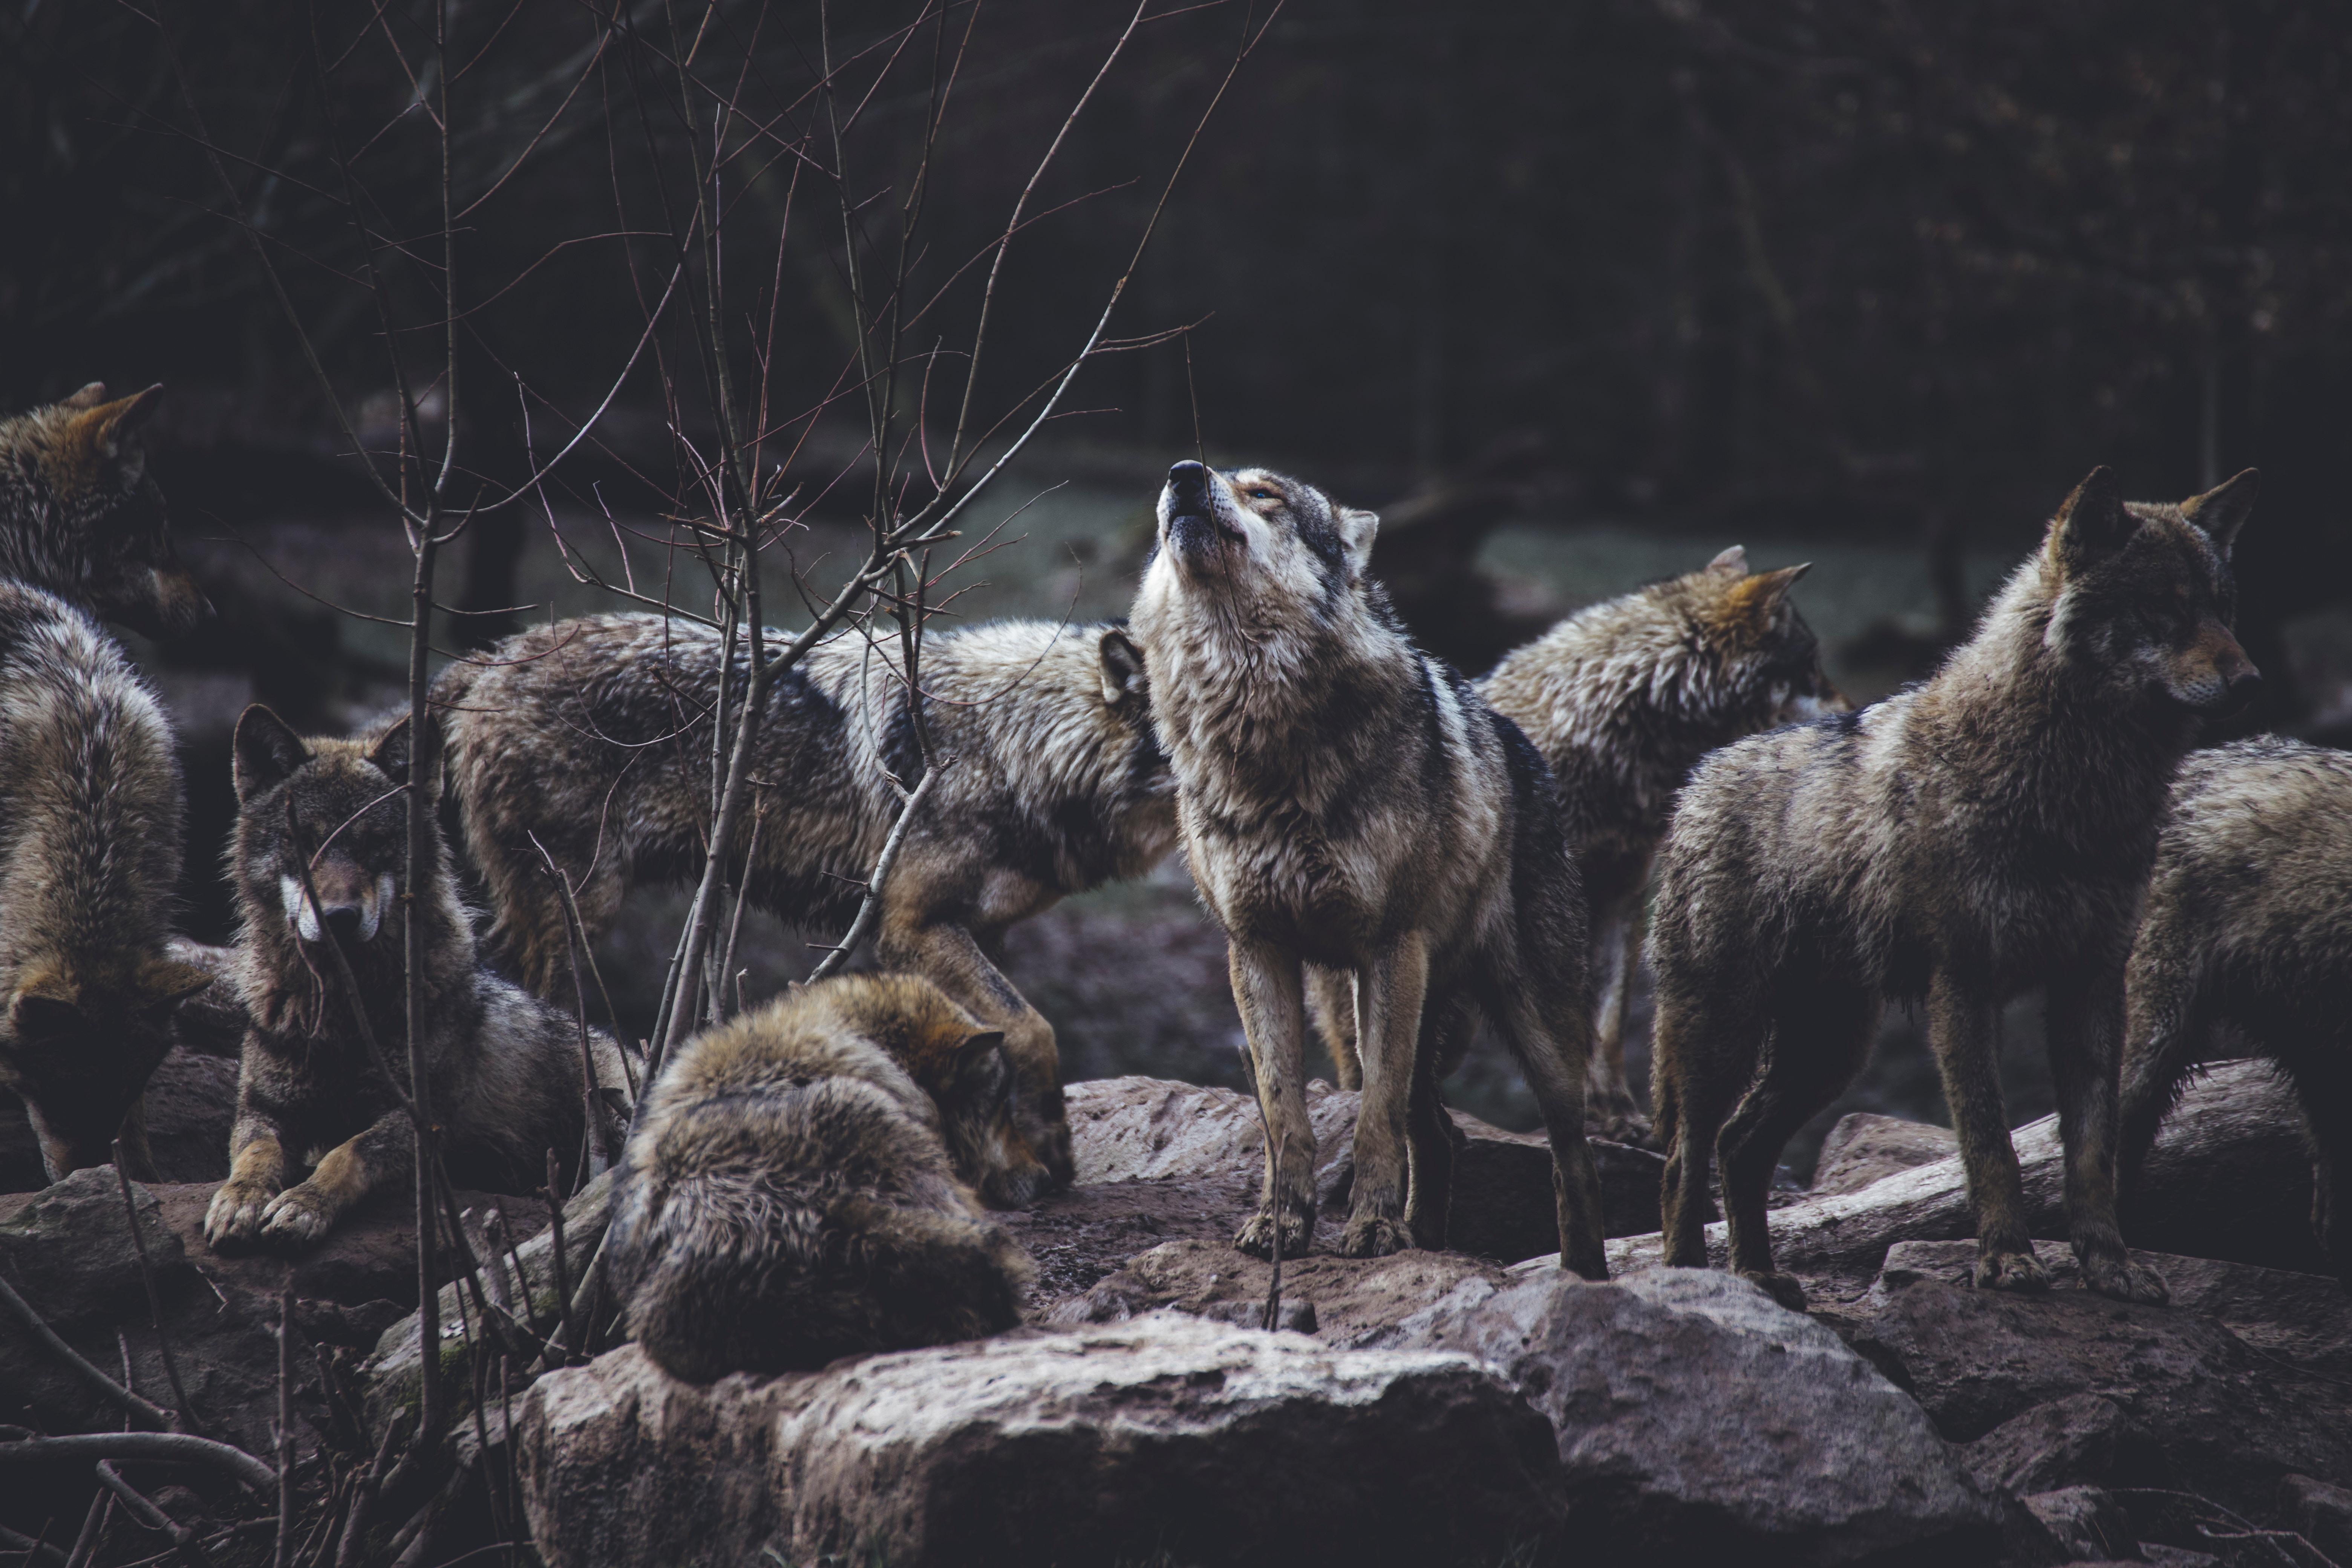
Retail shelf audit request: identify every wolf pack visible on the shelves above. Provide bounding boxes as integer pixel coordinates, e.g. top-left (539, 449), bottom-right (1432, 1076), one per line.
top-left (1, 381), bottom-right (2341, 1390)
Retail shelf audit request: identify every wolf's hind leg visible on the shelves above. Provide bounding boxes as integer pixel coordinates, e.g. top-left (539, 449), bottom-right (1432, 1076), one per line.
top-left (1587, 902), bottom-right (1654, 1147)
top-left (1487, 977), bottom-right (1609, 1280)
top-left (1307, 964), bottom-right (1361, 1090)
top-left (2049, 968), bottom-right (2168, 1304)
top-left (2116, 921), bottom-right (2212, 1204)
top-left (1229, 937), bottom-right (1317, 1260)
top-left (1718, 984), bottom-right (1876, 1310)
top-left (1928, 969), bottom-right (2047, 1293)
top-left (1651, 988), bottom-right (1756, 1272)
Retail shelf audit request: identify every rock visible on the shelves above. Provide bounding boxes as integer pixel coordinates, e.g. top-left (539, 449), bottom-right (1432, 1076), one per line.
top-left (1604, 1061), bottom-right (2323, 1279)
top-left (1047, 1237), bottom-right (1508, 1346)
top-left (1960, 1393), bottom-right (2170, 1495)
top-left (1839, 1251), bottom-right (2352, 1517)
top-left (2139, 1548), bottom-right (2220, 1568)
top-left (2021, 1487), bottom-right (2139, 1563)
top-left (518, 1315), bottom-right (1565, 1568)
top-left (1386, 1266), bottom-right (2002, 1563)
top-left (1065, 1075), bottom-right (1667, 1260)
top-left (1812, 1113), bottom-right (1958, 1196)
top-left (0, 1047), bottom-right (238, 1193)
top-left (2279, 1473), bottom-right (2352, 1561)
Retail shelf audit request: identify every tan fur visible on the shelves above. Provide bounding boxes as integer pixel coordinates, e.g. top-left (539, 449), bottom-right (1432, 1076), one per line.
top-left (605, 972), bottom-right (1031, 1381)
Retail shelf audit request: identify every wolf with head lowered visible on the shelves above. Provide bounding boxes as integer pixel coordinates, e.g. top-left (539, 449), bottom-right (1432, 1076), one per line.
top-left (1131, 460), bottom-right (1607, 1273)
top-left (1649, 467), bottom-right (2259, 1310)
top-left (436, 614), bottom-right (1173, 1193)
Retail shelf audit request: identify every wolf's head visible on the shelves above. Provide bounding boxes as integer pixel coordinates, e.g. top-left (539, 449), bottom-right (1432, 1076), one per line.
top-left (0, 384), bottom-right (211, 638)
top-left (0, 952), bottom-right (212, 1179)
top-left (1675, 546), bottom-right (1849, 729)
top-left (231, 704), bottom-right (430, 956)
top-left (839, 972), bottom-right (1052, 1210)
top-left (2040, 467), bottom-right (2260, 714)
top-left (1148, 461), bottom-right (1382, 621)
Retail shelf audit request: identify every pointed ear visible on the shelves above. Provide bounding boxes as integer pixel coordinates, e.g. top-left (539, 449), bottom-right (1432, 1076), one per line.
top-left (61, 383), bottom-right (109, 410)
top-left (368, 713), bottom-right (438, 798)
top-left (11, 972), bottom-right (82, 1040)
top-left (1336, 507), bottom-right (1379, 580)
top-left (2181, 468), bottom-right (2258, 556)
top-left (1706, 544), bottom-right (1749, 577)
top-left (2050, 466), bottom-right (2136, 573)
top-left (78, 385), bottom-right (163, 454)
top-left (233, 704), bottom-right (310, 802)
top-left (1723, 562), bottom-right (1811, 627)
top-left (1097, 628), bottom-right (1148, 709)
top-left (953, 1030), bottom-right (1011, 1100)
top-left (137, 960), bottom-right (215, 1011)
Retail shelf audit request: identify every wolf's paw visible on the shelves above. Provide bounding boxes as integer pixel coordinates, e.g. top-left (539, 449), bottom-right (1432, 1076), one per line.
top-left (1234, 1208), bottom-right (1313, 1260)
top-left (255, 1184), bottom-right (339, 1249)
top-left (2082, 1252), bottom-right (2170, 1305)
top-left (203, 1178), bottom-right (278, 1248)
top-left (1736, 1269), bottom-right (1809, 1311)
top-left (1972, 1247), bottom-right (2051, 1294)
top-left (1338, 1212), bottom-right (1414, 1258)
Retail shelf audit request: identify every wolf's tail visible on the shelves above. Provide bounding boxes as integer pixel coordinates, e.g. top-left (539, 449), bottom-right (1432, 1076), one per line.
top-left (611, 1174), bottom-right (1027, 1383)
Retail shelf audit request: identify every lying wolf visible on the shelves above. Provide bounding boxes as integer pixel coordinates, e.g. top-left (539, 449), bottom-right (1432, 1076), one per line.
top-left (1131, 459), bottom-right (1607, 1274)
top-left (1318, 546), bottom-right (1845, 1145)
top-left (2119, 736), bottom-right (2352, 1286)
top-left (0, 383), bottom-right (210, 637)
top-left (435, 614), bottom-right (1174, 1190)
top-left (0, 582), bottom-right (211, 1179)
top-left (1650, 467), bottom-right (2259, 1309)
top-left (205, 706), bottom-right (634, 1250)
top-left (605, 971), bottom-right (1033, 1380)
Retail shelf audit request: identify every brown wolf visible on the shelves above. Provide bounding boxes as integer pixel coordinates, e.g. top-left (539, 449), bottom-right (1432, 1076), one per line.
top-left (0, 383), bottom-right (210, 637)
top-left (1649, 467), bottom-right (2259, 1309)
top-left (2118, 736), bottom-right (2352, 1286)
top-left (204, 705), bottom-right (635, 1250)
top-left (603, 971), bottom-right (1032, 1381)
top-left (1318, 547), bottom-right (1845, 1145)
top-left (0, 582), bottom-right (211, 1180)
top-left (1130, 459), bottom-right (1607, 1274)
top-left (435, 614), bottom-right (1173, 1193)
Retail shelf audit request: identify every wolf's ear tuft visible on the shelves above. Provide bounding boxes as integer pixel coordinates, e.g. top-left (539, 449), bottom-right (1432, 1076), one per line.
top-left (78, 385), bottom-right (163, 456)
top-left (953, 1030), bottom-right (1011, 1101)
top-left (233, 705), bottom-right (310, 802)
top-left (1706, 545), bottom-right (1749, 577)
top-left (137, 960), bottom-right (215, 1011)
top-left (2052, 466), bottom-right (2135, 571)
top-left (1098, 628), bottom-right (1148, 709)
top-left (61, 383), bottom-right (108, 410)
top-left (1337, 507), bottom-right (1379, 580)
top-left (2182, 468), bottom-right (2258, 556)
top-left (368, 713), bottom-right (439, 798)
top-left (1724, 562), bottom-right (1811, 626)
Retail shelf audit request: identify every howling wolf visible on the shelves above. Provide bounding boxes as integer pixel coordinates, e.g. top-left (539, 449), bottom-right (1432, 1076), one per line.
top-left (1649, 467), bottom-right (2259, 1309)
top-left (205, 706), bottom-right (634, 1250)
top-left (1130, 459), bottom-right (1607, 1275)
top-left (435, 614), bottom-right (1174, 1192)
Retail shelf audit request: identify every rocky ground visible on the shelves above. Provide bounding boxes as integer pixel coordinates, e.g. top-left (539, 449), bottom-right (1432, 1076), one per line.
top-left (3, 1051), bottom-right (2346, 1566)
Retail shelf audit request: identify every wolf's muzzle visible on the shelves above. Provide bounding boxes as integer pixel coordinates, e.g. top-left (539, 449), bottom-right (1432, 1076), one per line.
top-left (1163, 460), bottom-right (1236, 558)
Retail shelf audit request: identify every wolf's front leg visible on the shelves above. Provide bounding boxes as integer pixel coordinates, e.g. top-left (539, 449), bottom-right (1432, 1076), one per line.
top-left (204, 1119), bottom-right (287, 1247)
top-left (256, 1112), bottom-right (412, 1249)
top-left (1343, 932), bottom-right (1430, 1257)
top-left (1228, 938), bottom-right (1315, 1259)
top-left (2048, 971), bottom-right (2168, 1304)
top-left (1928, 969), bottom-right (2047, 1293)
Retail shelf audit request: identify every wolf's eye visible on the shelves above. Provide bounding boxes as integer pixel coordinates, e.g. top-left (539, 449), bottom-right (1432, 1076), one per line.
top-left (1245, 487), bottom-right (1277, 502)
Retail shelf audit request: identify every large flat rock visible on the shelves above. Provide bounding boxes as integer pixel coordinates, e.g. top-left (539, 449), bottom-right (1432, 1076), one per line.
top-left (518, 1316), bottom-right (1565, 1568)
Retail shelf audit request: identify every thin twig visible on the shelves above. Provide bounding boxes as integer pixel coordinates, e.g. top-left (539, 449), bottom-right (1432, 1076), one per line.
top-left (0, 1434), bottom-right (274, 1493)
top-left (110, 1150), bottom-right (202, 1436)
top-left (95, 1461), bottom-right (207, 1568)
top-left (807, 765), bottom-right (940, 983)
top-left (275, 1280), bottom-right (295, 1568)
top-left (333, 1412), bottom-right (406, 1568)
top-left (62, 1486), bottom-right (108, 1568)
top-left (543, 1154), bottom-right (578, 1359)
top-left (0, 1274), bottom-right (173, 1431)
top-left (527, 836), bottom-right (613, 1187)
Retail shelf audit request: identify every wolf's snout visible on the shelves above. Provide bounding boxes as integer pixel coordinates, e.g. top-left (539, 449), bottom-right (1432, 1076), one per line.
top-left (1167, 459), bottom-right (1209, 496)
top-left (2222, 657), bottom-right (2262, 709)
top-left (322, 903), bottom-right (364, 943)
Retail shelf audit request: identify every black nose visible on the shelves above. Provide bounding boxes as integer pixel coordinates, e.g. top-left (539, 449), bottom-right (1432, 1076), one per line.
top-left (1167, 460), bottom-right (1208, 495)
top-left (323, 905), bottom-right (363, 942)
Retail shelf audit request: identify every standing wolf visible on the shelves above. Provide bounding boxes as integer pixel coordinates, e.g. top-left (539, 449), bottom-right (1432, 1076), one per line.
top-left (0, 583), bottom-right (211, 1180)
top-left (605, 972), bottom-right (1032, 1381)
top-left (2118, 737), bottom-right (2352, 1286)
top-left (1318, 547), bottom-right (1845, 1144)
top-left (1650, 467), bottom-right (2259, 1309)
top-left (205, 706), bottom-right (634, 1250)
top-left (1131, 459), bottom-right (1606, 1272)
top-left (436, 615), bottom-right (1173, 1190)
top-left (0, 383), bottom-right (211, 637)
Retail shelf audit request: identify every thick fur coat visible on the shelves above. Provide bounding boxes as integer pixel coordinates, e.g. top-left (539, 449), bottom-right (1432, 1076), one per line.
top-left (1648, 467), bottom-right (2260, 1309)
top-left (604, 972), bottom-right (1031, 1381)
top-left (1130, 460), bottom-right (1606, 1274)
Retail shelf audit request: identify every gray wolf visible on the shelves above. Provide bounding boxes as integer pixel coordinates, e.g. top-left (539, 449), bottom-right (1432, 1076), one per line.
top-left (435, 613), bottom-right (1174, 1193)
top-left (204, 704), bottom-right (635, 1250)
top-left (1320, 546), bottom-right (1846, 1145)
top-left (603, 971), bottom-right (1032, 1380)
top-left (1129, 459), bottom-right (1607, 1274)
top-left (0, 383), bottom-right (210, 637)
top-left (0, 582), bottom-right (210, 1180)
top-left (2118, 736), bottom-right (2352, 1286)
top-left (1649, 467), bottom-right (2259, 1309)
